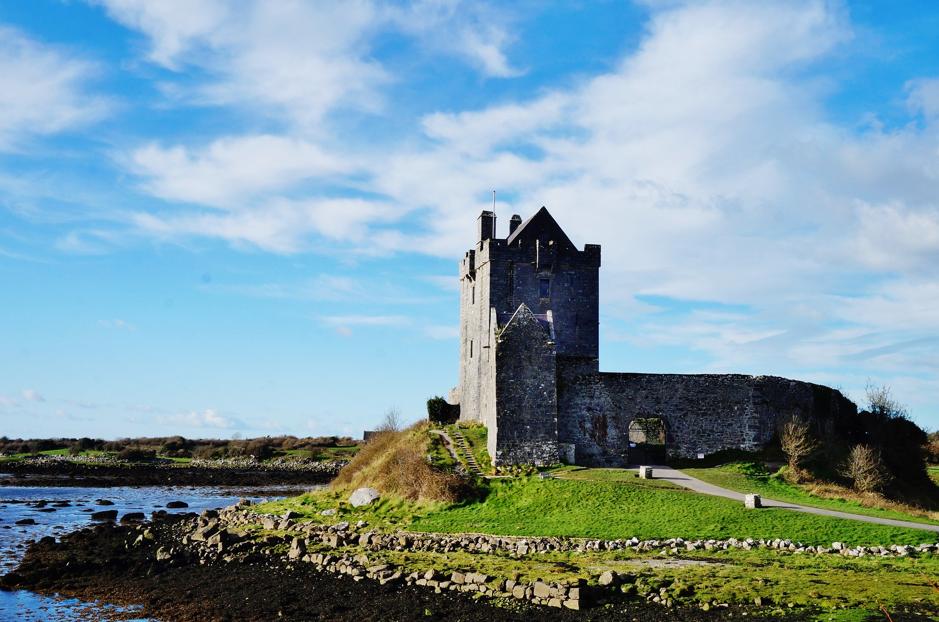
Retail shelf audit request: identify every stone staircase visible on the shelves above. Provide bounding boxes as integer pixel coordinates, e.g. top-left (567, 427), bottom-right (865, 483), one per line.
top-left (450, 428), bottom-right (484, 476)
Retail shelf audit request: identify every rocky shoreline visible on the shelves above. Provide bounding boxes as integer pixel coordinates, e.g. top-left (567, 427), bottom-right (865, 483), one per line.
top-left (6, 499), bottom-right (938, 620)
top-left (1, 511), bottom-right (803, 622)
top-left (0, 456), bottom-right (345, 488)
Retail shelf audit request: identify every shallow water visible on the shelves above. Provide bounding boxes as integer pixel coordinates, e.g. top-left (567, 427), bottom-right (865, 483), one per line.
top-left (0, 483), bottom-right (310, 621)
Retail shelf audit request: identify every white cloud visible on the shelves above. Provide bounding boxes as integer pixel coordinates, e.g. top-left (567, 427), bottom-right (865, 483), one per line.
top-left (132, 196), bottom-right (401, 253)
top-left (158, 408), bottom-right (238, 429)
top-left (21, 389), bottom-right (45, 403)
top-left (130, 135), bottom-right (353, 208)
top-left (90, 0), bottom-right (228, 68)
top-left (0, 25), bottom-right (107, 150)
top-left (320, 314), bottom-right (409, 327)
top-left (96, 0), bottom-right (387, 129)
top-left (387, 0), bottom-right (521, 78)
top-left (0, 395), bottom-right (16, 408)
top-left (321, 313), bottom-right (409, 337)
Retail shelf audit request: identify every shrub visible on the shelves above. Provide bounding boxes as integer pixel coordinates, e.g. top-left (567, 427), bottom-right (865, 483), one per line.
top-left (117, 447), bottom-right (156, 462)
top-left (865, 383), bottom-right (909, 420)
top-left (427, 396), bottom-right (459, 425)
top-left (780, 416), bottom-right (818, 476)
top-left (842, 444), bottom-right (891, 493)
top-left (377, 408), bottom-right (403, 433)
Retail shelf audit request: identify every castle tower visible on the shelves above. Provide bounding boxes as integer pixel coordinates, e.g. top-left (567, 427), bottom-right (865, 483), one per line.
top-left (451, 207), bottom-right (601, 465)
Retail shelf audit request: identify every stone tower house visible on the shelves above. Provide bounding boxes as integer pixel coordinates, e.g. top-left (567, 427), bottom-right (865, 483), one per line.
top-left (452, 207), bottom-right (601, 464)
top-left (450, 208), bottom-right (856, 467)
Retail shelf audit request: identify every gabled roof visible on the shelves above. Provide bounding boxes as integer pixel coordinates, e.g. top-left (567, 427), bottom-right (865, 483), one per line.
top-left (505, 206), bottom-right (576, 251)
top-left (500, 303), bottom-right (555, 340)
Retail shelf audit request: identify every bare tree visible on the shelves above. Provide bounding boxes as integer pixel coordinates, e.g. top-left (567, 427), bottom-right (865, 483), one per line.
top-left (842, 444), bottom-right (890, 493)
top-left (780, 416), bottom-right (818, 474)
top-left (378, 408), bottom-right (402, 433)
top-left (865, 382), bottom-right (909, 420)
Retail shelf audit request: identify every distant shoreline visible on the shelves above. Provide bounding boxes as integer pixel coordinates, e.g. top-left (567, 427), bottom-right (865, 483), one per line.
top-left (0, 460), bottom-right (342, 488)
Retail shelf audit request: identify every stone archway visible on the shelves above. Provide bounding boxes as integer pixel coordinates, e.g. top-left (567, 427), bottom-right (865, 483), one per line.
top-left (627, 417), bottom-right (667, 465)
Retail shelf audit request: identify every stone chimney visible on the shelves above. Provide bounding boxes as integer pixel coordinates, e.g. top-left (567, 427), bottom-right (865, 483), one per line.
top-left (509, 214), bottom-right (522, 235)
top-left (478, 210), bottom-right (496, 241)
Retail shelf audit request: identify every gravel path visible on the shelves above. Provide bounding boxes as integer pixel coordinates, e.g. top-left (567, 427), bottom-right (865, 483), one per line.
top-left (649, 465), bottom-right (939, 533)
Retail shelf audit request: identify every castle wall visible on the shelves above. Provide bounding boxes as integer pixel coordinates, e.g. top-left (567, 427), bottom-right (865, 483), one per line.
top-left (556, 370), bottom-right (856, 466)
top-left (492, 306), bottom-right (560, 466)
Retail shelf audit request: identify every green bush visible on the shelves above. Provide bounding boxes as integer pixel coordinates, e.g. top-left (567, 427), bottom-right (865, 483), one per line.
top-left (427, 396), bottom-right (459, 425)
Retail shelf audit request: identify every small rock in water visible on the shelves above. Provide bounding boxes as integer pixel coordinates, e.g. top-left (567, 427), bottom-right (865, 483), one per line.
top-left (91, 510), bottom-right (118, 521)
top-left (348, 487), bottom-right (380, 508)
top-left (95, 499), bottom-right (115, 506)
top-left (15, 518), bottom-right (36, 526)
top-left (120, 512), bottom-right (146, 523)
top-left (166, 501), bottom-right (189, 509)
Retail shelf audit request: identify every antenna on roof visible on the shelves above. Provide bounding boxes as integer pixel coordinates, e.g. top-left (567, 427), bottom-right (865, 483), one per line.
top-left (492, 190), bottom-right (496, 212)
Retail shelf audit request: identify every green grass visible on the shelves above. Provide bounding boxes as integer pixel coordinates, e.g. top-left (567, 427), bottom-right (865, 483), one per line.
top-left (251, 488), bottom-right (442, 530)
top-left (929, 466), bottom-right (939, 485)
top-left (253, 472), bottom-right (939, 617)
top-left (684, 463), bottom-right (939, 526)
top-left (278, 446), bottom-right (360, 461)
top-left (249, 495), bottom-right (939, 618)
top-left (409, 476), bottom-right (937, 545)
top-left (550, 465), bottom-right (679, 487)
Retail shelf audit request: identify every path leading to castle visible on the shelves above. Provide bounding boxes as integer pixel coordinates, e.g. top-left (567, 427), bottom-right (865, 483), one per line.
top-left (651, 466), bottom-right (939, 534)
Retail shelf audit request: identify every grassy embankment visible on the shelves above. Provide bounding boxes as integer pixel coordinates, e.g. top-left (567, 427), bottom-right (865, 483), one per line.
top-left (252, 426), bottom-right (938, 619)
top-left (683, 462), bottom-right (939, 526)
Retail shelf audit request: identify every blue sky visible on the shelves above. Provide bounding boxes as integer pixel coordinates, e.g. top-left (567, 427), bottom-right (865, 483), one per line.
top-left (2, 0), bottom-right (939, 439)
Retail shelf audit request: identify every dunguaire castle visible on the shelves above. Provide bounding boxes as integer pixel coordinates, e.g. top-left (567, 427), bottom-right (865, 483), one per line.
top-left (447, 208), bottom-right (856, 466)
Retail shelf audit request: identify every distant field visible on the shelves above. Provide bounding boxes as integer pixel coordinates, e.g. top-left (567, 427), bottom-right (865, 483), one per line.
top-left (0, 445), bottom-right (358, 465)
top-left (930, 465), bottom-right (939, 484)
top-left (684, 463), bottom-right (939, 526)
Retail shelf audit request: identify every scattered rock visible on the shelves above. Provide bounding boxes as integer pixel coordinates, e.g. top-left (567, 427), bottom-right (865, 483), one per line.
top-left (166, 501), bottom-right (188, 509)
top-left (348, 487), bottom-right (380, 508)
top-left (320, 509), bottom-right (337, 516)
top-left (121, 512), bottom-right (146, 523)
top-left (15, 518), bottom-right (36, 525)
top-left (94, 499), bottom-right (115, 506)
top-left (91, 510), bottom-right (118, 521)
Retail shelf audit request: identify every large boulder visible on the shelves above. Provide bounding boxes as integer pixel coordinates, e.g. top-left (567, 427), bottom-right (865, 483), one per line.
top-left (348, 487), bottom-right (380, 508)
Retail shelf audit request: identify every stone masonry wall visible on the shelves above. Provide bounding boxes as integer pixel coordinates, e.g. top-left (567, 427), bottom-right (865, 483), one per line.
top-left (493, 305), bottom-right (559, 465)
top-left (557, 371), bottom-right (857, 466)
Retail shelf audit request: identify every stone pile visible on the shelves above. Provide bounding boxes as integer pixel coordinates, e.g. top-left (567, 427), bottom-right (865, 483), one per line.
top-left (200, 506), bottom-right (939, 560)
